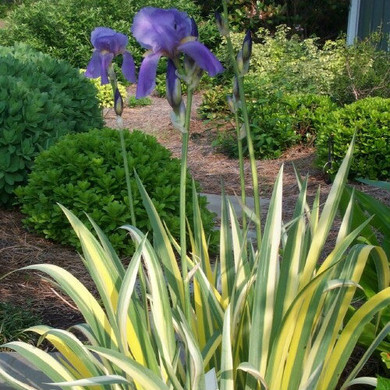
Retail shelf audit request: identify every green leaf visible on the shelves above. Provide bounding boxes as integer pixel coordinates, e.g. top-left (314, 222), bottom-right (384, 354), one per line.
top-left (376, 376), bottom-right (390, 390)
top-left (89, 347), bottom-right (170, 390)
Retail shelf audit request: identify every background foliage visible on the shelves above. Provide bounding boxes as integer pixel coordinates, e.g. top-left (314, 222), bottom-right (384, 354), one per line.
top-left (0, 0), bottom-right (219, 70)
top-left (0, 44), bottom-right (102, 206)
top-left (16, 128), bottom-right (216, 255)
top-left (195, 0), bottom-right (349, 41)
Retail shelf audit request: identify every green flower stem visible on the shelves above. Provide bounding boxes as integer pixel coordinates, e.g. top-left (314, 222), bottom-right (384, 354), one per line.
top-left (117, 117), bottom-right (136, 227)
top-left (108, 65), bottom-right (136, 227)
top-left (222, 1), bottom-right (262, 244)
top-left (180, 87), bottom-right (194, 322)
top-left (234, 109), bottom-right (247, 231)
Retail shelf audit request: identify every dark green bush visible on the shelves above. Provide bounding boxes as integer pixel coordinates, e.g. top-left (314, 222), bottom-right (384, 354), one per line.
top-left (316, 97), bottom-right (390, 180)
top-left (198, 85), bottom-right (230, 120)
top-left (16, 128), bottom-right (216, 256)
top-left (0, 44), bottom-right (103, 206)
top-left (0, 0), bottom-right (218, 69)
top-left (206, 77), bottom-right (336, 159)
top-left (283, 93), bottom-right (338, 144)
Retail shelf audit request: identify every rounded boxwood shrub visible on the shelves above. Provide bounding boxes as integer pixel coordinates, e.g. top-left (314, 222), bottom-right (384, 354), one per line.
top-left (15, 128), bottom-right (216, 256)
top-left (316, 97), bottom-right (390, 180)
top-left (0, 44), bottom-right (103, 206)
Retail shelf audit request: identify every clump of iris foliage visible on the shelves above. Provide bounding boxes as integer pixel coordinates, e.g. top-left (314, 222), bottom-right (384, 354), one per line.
top-left (1, 3), bottom-right (390, 390)
top-left (0, 43), bottom-right (103, 206)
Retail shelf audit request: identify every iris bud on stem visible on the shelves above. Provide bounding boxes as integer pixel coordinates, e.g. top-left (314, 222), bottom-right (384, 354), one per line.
top-left (237, 30), bottom-right (252, 76)
top-left (114, 88), bottom-right (124, 116)
top-left (215, 12), bottom-right (229, 36)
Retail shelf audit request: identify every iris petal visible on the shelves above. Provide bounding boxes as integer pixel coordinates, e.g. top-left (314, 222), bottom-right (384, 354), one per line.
top-left (122, 51), bottom-right (136, 83)
top-left (132, 7), bottom-right (191, 55)
top-left (100, 52), bottom-right (114, 85)
top-left (85, 51), bottom-right (102, 79)
top-left (91, 27), bottom-right (128, 55)
top-left (136, 52), bottom-right (162, 98)
top-left (178, 41), bottom-right (224, 76)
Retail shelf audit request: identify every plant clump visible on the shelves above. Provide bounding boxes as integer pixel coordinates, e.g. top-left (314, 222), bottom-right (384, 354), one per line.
top-left (0, 44), bottom-right (103, 206)
top-left (316, 97), bottom-right (390, 180)
top-left (15, 128), bottom-right (216, 255)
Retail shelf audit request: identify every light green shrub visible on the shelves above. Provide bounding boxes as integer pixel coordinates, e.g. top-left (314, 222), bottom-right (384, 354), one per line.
top-left (218, 26), bottom-right (343, 95)
top-left (80, 69), bottom-right (128, 108)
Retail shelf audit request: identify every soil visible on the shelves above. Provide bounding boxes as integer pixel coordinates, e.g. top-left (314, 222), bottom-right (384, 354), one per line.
top-left (0, 88), bottom-right (389, 383)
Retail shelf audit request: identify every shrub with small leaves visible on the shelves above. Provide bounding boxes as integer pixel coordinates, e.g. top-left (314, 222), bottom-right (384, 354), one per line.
top-left (16, 128), bottom-right (216, 256)
top-left (0, 44), bottom-right (103, 206)
top-left (316, 97), bottom-right (390, 180)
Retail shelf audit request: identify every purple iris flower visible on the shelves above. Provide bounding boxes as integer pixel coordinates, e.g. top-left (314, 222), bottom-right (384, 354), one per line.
top-left (85, 27), bottom-right (136, 85)
top-left (132, 7), bottom-right (223, 98)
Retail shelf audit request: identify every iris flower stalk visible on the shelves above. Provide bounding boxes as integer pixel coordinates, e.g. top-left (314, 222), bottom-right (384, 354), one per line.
top-left (85, 27), bottom-right (137, 226)
top-left (132, 7), bottom-right (223, 323)
top-left (218, 6), bottom-right (262, 244)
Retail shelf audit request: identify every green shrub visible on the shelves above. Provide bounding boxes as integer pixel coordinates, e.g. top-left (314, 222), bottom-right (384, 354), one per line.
top-left (208, 81), bottom-right (337, 159)
top-left (284, 93), bottom-right (338, 144)
top-left (15, 128), bottom-right (216, 255)
top-left (198, 85), bottom-right (230, 120)
top-left (329, 33), bottom-right (390, 105)
top-left (128, 95), bottom-right (152, 108)
top-left (0, 44), bottom-right (103, 206)
top-left (0, 0), bottom-right (217, 69)
top-left (316, 97), bottom-right (390, 180)
top-left (218, 27), bottom-right (342, 95)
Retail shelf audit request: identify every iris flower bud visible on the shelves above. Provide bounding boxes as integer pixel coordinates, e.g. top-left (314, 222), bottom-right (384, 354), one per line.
top-left (232, 76), bottom-right (240, 104)
top-left (215, 12), bottom-right (228, 36)
top-left (237, 30), bottom-right (252, 75)
top-left (242, 30), bottom-right (252, 63)
top-left (114, 88), bottom-right (123, 116)
top-left (166, 60), bottom-right (183, 112)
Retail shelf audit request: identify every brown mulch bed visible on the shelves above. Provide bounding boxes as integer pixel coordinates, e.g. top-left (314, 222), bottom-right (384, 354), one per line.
top-left (1, 88), bottom-right (389, 334)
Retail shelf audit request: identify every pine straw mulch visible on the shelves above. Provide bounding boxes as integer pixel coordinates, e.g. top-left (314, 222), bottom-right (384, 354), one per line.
top-left (1, 88), bottom-right (389, 338)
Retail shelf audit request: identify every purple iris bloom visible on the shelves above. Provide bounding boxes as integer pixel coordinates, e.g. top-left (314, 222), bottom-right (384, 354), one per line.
top-left (85, 27), bottom-right (136, 85)
top-left (132, 7), bottom-right (223, 98)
